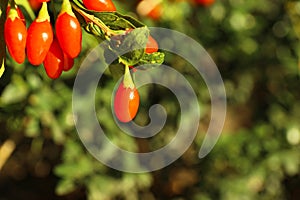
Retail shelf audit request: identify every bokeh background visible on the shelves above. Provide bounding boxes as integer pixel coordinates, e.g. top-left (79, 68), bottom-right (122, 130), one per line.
top-left (1, 0), bottom-right (300, 199)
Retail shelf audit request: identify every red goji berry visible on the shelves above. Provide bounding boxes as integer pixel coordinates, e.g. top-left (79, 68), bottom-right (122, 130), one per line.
top-left (114, 66), bottom-right (140, 122)
top-left (43, 38), bottom-right (63, 79)
top-left (26, 2), bottom-right (53, 65)
top-left (83, 0), bottom-right (116, 12)
top-left (4, 8), bottom-right (27, 64)
top-left (56, 0), bottom-right (82, 58)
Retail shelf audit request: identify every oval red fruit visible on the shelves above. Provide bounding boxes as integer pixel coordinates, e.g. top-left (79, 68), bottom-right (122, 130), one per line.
top-left (43, 38), bottom-right (63, 79)
top-left (56, 12), bottom-right (82, 58)
top-left (63, 52), bottom-right (74, 71)
top-left (4, 10), bottom-right (27, 64)
top-left (114, 82), bottom-right (140, 123)
top-left (26, 20), bottom-right (53, 65)
top-left (83, 0), bottom-right (116, 12)
top-left (145, 35), bottom-right (158, 54)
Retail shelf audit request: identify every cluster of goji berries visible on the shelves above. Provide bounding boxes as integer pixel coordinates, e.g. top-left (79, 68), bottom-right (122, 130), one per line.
top-left (5, 0), bottom-right (159, 122)
top-left (4, 0), bottom-right (81, 79)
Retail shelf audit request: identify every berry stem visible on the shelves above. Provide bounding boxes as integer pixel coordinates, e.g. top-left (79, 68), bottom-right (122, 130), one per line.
top-left (60, 0), bottom-right (75, 17)
top-left (7, 6), bottom-right (18, 20)
top-left (36, 2), bottom-right (50, 22)
top-left (123, 65), bottom-right (135, 89)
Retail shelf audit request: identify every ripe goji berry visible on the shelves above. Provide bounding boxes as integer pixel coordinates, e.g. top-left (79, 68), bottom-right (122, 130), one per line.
top-left (43, 38), bottom-right (63, 79)
top-left (4, 8), bottom-right (27, 64)
top-left (63, 52), bottom-right (74, 71)
top-left (26, 2), bottom-right (53, 65)
top-left (114, 66), bottom-right (140, 122)
top-left (83, 0), bottom-right (116, 12)
top-left (56, 0), bottom-right (82, 58)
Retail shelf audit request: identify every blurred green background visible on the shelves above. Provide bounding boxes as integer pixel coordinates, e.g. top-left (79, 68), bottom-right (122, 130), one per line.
top-left (1, 0), bottom-right (300, 199)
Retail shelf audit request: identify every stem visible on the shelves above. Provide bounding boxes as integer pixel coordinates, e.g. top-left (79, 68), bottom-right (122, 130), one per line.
top-left (7, 7), bottom-right (18, 20)
top-left (36, 2), bottom-right (50, 22)
top-left (60, 0), bottom-right (75, 17)
top-left (71, 2), bottom-right (119, 37)
top-left (10, 0), bottom-right (16, 9)
top-left (123, 65), bottom-right (135, 89)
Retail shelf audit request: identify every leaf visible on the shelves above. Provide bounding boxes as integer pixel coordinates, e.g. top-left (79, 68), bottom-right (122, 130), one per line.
top-left (92, 12), bottom-right (145, 30)
top-left (111, 27), bottom-right (149, 66)
top-left (62, 140), bottom-right (84, 162)
top-left (108, 52), bottom-right (165, 80)
top-left (55, 179), bottom-right (77, 196)
top-left (25, 117), bottom-right (40, 138)
top-left (84, 22), bottom-right (106, 39)
top-left (54, 156), bottom-right (94, 179)
top-left (138, 52), bottom-right (165, 66)
top-left (0, 0), bottom-right (8, 78)
top-left (0, 76), bottom-right (29, 104)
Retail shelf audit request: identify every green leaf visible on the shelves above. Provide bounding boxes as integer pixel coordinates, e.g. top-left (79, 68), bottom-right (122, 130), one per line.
top-left (92, 12), bottom-right (145, 30)
top-left (112, 27), bottom-right (149, 66)
top-left (84, 22), bottom-right (106, 39)
top-left (55, 179), bottom-right (77, 196)
top-left (0, 76), bottom-right (29, 104)
top-left (62, 140), bottom-right (84, 162)
top-left (138, 52), bottom-right (165, 66)
top-left (88, 175), bottom-right (119, 199)
top-left (54, 156), bottom-right (94, 179)
top-left (71, 0), bottom-right (86, 10)
top-left (108, 52), bottom-right (165, 80)
top-left (25, 117), bottom-right (40, 138)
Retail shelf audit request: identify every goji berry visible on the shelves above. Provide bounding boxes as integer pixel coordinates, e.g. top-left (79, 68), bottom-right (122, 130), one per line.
top-left (114, 66), bottom-right (140, 122)
top-left (63, 52), bottom-right (74, 71)
top-left (4, 7), bottom-right (27, 64)
top-left (43, 38), bottom-right (63, 79)
top-left (26, 2), bottom-right (53, 65)
top-left (83, 0), bottom-right (116, 12)
top-left (56, 0), bottom-right (82, 58)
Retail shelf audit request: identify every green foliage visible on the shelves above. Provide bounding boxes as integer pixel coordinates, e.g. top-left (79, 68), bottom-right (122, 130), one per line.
top-left (1, 0), bottom-right (300, 199)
